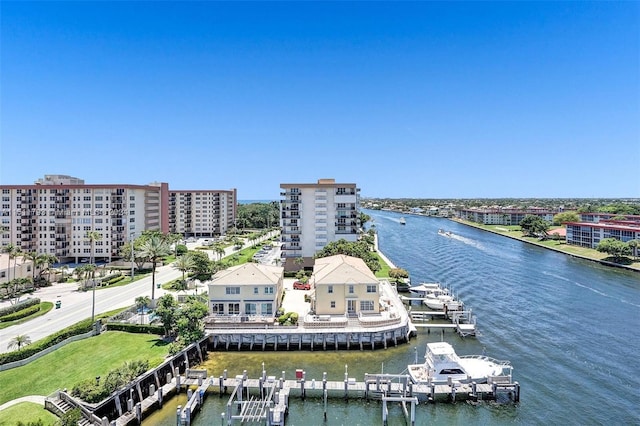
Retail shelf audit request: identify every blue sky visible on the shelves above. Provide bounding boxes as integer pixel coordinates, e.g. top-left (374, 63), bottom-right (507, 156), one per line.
top-left (1, 1), bottom-right (638, 199)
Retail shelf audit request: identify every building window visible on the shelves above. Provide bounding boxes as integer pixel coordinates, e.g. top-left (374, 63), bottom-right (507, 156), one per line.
top-left (212, 303), bottom-right (224, 314)
top-left (264, 286), bottom-right (274, 294)
top-left (254, 287), bottom-right (259, 294)
top-left (360, 300), bottom-right (374, 311)
top-left (228, 303), bottom-right (240, 315)
top-left (348, 285), bottom-right (354, 294)
top-left (330, 301), bottom-right (336, 308)
top-left (245, 303), bottom-right (256, 315)
top-left (328, 285), bottom-right (333, 294)
top-left (261, 303), bottom-right (273, 315)
top-left (366, 285), bottom-right (377, 293)
top-left (226, 287), bottom-right (240, 295)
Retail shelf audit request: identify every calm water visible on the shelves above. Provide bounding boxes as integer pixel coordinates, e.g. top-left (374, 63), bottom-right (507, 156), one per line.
top-left (147, 210), bottom-right (640, 425)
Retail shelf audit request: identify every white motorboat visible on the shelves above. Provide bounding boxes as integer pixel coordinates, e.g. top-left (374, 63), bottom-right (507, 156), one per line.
top-left (408, 282), bottom-right (449, 297)
top-left (423, 294), bottom-right (456, 310)
top-left (399, 217), bottom-right (406, 225)
top-left (438, 229), bottom-right (452, 237)
top-left (407, 342), bottom-right (512, 385)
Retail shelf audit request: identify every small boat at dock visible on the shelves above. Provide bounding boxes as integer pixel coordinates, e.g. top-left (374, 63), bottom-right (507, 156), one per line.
top-left (407, 342), bottom-right (512, 385)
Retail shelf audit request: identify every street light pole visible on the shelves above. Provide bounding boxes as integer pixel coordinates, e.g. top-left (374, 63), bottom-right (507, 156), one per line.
top-left (130, 232), bottom-right (135, 282)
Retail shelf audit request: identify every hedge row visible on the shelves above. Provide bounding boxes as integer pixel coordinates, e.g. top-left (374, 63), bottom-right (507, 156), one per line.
top-left (103, 275), bottom-right (126, 286)
top-left (0, 304), bottom-right (40, 322)
top-left (0, 318), bottom-right (95, 365)
top-left (105, 323), bottom-right (164, 335)
top-left (0, 298), bottom-right (40, 317)
top-left (277, 312), bottom-right (299, 325)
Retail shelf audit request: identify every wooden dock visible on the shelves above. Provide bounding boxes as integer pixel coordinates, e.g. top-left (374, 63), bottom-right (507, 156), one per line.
top-left (409, 310), bottom-right (477, 337)
top-left (172, 369), bottom-right (520, 426)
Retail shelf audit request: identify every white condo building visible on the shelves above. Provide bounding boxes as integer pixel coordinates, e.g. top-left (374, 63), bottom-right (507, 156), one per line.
top-left (280, 179), bottom-right (360, 270)
top-left (169, 189), bottom-right (237, 238)
top-left (1, 175), bottom-right (237, 263)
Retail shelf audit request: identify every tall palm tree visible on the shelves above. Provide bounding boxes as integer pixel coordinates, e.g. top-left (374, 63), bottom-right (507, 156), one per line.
top-left (214, 243), bottom-right (226, 261)
top-left (59, 264), bottom-right (69, 282)
top-left (2, 243), bottom-right (16, 283)
top-left (7, 334), bottom-right (31, 351)
top-left (85, 231), bottom-right (101, 323)
top-left (138, 234), bottom-right (171, 303)
top-left (173, 254), bottom-right (195, 283)
top-left (23, 252), bottom-right (43, 287)
top-left (41, 254), bottom-right (59, 284)
top-left (5, 244), bottom-right (20, 283)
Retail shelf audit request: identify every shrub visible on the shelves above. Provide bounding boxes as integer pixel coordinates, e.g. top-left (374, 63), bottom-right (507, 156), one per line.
top-left (105, 323), bottom-right (165, 335)
top-left (0, 298), bottom-right (40, 317)
top-left (0, 304), bottom-right (40, 322)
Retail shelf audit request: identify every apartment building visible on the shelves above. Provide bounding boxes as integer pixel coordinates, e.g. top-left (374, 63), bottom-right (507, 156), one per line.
top-left (565, 220), bottom-right (640, 249)
top-left (280, 178), bottom-right (360, 269)
top-left (455, 208), bottom-right (558, 225)
top-left (169, 189), bottom-right (237, 238)
top-left (1, 175), bottom-right (237, 263)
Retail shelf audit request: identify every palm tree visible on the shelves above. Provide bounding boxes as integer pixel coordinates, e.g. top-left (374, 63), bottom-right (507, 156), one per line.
top-left (2, 243), bottom-right (17, 283)
top-left (214, 243), bottom-right (226, 261)
top-left (173, 254), bottom-right (195, 283)
top-left (6, 244), bottom-right (21, 284)
top-left (41, 254), bottom-right (59, 284)
top-left (7, 334), bottom-right (31, 351)
top-left (85, 231), bottom-right (101, 323)
top-left (59, 264), bottom-right (69, 282)
top-left (135, 296), bottom-right (151, 324)
top-left (23, 252), bottom-right (43, 287)
top-left (138, 234), bottom-right (171, 303)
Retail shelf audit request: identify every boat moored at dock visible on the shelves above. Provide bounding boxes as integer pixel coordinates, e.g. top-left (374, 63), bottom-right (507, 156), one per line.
top-left (407, 342), bottom-right (512, 385)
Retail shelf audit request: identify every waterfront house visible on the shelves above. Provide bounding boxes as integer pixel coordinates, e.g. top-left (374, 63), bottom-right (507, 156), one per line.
top-left (311, 254), bottom-right (380, 317)
top-left (206, 263), bottom-right (284, 322)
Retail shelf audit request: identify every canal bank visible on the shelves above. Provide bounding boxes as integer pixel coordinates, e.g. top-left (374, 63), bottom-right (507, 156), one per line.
top-left (449, 217), bottom-right (640, 273)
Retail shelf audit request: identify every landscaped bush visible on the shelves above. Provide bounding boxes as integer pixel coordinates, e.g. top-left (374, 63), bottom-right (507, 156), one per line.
top-left (0, 304), bottom-right (40, 322)
top-left (0, 318), bottom-right (94, 365)
top-left (0, 298), bottom-right (40, 317)
top-left (277, 312), bottom-right (298, 325)
top-left (71, 359), bottom-right (150, 403)
top-left (105, 323), bottom-right (165, 334)
top-left (103, 275), bottom-right (126, 285)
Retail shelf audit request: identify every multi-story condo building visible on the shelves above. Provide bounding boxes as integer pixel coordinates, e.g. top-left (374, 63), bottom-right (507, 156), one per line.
top-left (1, 175), bottom-right (237, 263)
top-left (565, 219), bottom-right (640, 249)
top-left (455, 208), bottom-right (558, 225)
top-left (280, 178), bottom-right (360, 269)
top-left (169, 189), bottom-right (237, 238)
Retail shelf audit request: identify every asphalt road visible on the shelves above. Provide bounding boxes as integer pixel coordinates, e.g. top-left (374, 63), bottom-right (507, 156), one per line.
top-left (0, 231), bottom-right (278, 354)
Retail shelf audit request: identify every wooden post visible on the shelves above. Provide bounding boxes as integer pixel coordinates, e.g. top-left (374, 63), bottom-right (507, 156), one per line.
top-left (323, 388), bottom-right (328, 420)
top-left (176, 405), bottom-right (182, 426)
top-left (158, 387), bottom-right (163, 408)
top-left (514, 381), bottom-right (520, 402)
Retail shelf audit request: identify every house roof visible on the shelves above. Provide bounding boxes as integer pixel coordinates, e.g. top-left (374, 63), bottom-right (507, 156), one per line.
top-left (209, 263), bottom-right (283, 286)
top-left (312, 254), bottom-right (378, 285)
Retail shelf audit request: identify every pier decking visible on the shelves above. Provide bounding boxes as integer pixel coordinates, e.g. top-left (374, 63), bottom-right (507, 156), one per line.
top-left (172, 369), bottom-right (520, 426)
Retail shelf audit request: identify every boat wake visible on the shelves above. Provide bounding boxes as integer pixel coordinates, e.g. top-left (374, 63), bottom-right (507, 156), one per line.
top-left (543, 271), bottom-right (640, 308)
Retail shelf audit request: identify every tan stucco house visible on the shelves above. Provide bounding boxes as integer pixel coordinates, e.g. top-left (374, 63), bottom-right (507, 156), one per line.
top-left (207, 263), bottom-right (284, 318)
top-left (311, 254), bottom-right (380, 316)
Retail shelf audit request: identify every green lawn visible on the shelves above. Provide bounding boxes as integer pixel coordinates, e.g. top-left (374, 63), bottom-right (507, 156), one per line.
top-left (0, 402), bottom-right (59, 426)
top-left (0, 331), bottom-right (168, 406)
top-left (460, 221), bottom-right (640, 270)
top-left (372, 252), bottom-right (392, 278)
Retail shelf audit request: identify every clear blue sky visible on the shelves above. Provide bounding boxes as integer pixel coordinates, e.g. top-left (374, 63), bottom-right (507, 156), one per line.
top-left (1, 1), bottom-right (638, 199)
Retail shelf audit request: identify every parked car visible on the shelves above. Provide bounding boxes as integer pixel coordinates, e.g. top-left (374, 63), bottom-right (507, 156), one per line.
top-left (293, 281), bottom-right (311, 290)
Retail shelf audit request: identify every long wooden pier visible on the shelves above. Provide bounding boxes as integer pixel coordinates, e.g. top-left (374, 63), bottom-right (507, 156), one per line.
top-left (171, 368), bottom-right (520, 426)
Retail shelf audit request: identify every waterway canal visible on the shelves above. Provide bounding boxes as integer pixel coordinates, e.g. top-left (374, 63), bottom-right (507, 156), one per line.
top-left (147, 209), bottom-right (639, 425)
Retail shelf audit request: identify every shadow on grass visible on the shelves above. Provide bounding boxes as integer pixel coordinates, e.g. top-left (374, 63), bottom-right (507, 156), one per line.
top-left (149, 337), bottom-right (174, 347)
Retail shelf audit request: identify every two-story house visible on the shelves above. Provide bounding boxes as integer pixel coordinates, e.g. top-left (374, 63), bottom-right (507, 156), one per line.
top-left (207, 263), bottom-right (284, 319)
top-left (311, 254), bottom-right (380, 317)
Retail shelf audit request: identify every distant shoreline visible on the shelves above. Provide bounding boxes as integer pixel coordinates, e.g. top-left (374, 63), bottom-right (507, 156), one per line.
top-left (450, 217), bottom-right (640, 273)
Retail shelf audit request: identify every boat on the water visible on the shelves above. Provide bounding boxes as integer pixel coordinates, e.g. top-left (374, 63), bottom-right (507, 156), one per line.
top-left (438, 229), bottom-right (452, 237)
top-left (408, 282), bottom-right (449, 297)
top-left (423, 293), bottom-right (458, 310)
top-left (407, 342), bottom-right (512, 385)
top-left (399, 217), bottom-right (406, 225)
